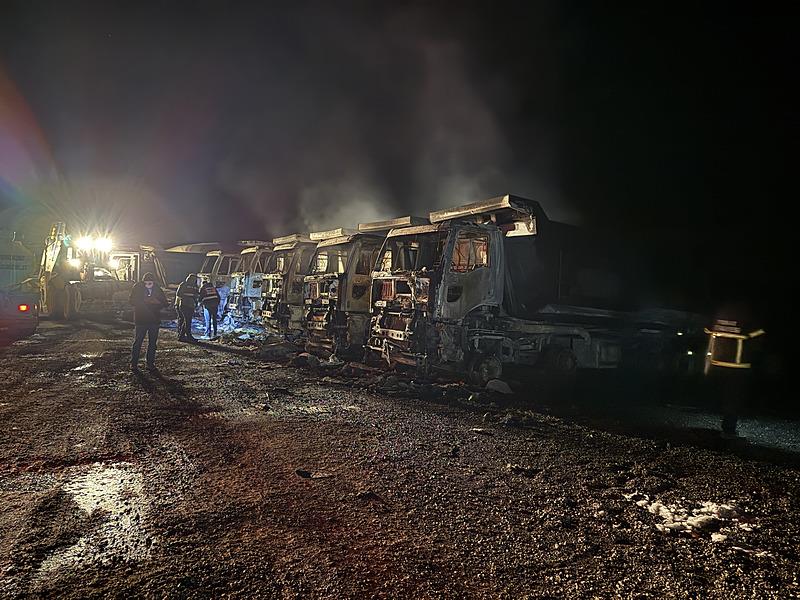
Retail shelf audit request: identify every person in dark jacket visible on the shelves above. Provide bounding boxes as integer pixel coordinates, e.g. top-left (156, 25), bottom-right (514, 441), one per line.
top-left (175, 273), bottom-right (199, 342)
top-left (199, 280), bottom-right (221, 339)
top-left (705, 300), bottom-right (765, 439)
top-left (129, 272), bottom-right (168, 371)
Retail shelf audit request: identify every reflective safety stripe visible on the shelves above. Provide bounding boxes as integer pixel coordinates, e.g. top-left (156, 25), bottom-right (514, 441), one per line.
top-left (704, 328), bottom-right (764, 372)
top-left (709, 360), bottom-right (751, 369)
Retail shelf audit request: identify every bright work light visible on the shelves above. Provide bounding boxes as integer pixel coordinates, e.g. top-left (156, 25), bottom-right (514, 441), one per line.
top-left (76, 236), bottom-right (94, 251)
top-left (95, 237), bottom-right (113, 253)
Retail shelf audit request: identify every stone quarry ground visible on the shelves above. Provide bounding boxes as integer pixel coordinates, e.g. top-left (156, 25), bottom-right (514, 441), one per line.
top-left (0, 319), bottom-right (798, 599)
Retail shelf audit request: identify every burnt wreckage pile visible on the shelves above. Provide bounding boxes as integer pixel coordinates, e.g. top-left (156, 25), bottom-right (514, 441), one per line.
top-left (190, 195), bottom-right (706, 384)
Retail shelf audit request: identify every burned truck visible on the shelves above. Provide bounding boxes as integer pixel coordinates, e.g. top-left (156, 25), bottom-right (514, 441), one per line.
top-left (366, 195), bottom-right (705, 383)
top-left (303, 226), bottom-right (386, 357)
top-left (261, 233), bottom-right (316, 336)
top-left (198, 249), bottom-right (242, 287)
top-left (227, 242), bottom-right (273, 322)
top-left (197, 248), bottom-right (243, 315)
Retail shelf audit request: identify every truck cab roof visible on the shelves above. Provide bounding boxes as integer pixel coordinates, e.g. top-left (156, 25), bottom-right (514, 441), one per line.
top-left (429, 194), bottom-right (546, 231)
top-left (358, 216), bottom-right (428, 233)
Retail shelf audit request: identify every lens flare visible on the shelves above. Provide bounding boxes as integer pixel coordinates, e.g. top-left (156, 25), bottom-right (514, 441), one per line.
top-left (76, 236), bottom-right (94, 251)
top-left (95, 237), bottom-right (113, 253)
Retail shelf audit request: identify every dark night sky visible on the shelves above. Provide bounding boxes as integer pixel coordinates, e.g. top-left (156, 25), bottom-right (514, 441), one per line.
top-left (0, 1), bottom-right (794, 313)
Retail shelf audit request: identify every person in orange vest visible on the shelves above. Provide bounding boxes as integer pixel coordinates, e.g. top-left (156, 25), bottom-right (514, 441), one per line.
top-left (199, 280), bottom-right (221, 339)
top-left (705, 301), bottom-right (765, 439)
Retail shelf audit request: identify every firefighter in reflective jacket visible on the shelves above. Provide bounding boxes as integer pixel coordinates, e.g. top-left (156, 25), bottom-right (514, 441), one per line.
top-left (175, 274), bottom-right (199, 342)
top-left (705, 303), bottom-right (765, 438)
top-left (199, 280), bottom-right (221, 339)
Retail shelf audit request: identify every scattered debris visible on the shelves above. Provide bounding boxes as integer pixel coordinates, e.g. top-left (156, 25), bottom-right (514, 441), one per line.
top-left (257, 341), bottom-right (297, 360)
top-left (498, 412), bottom-right (530, 427)
top-left (444, 445), bottom-right (460, 458)
top-left (356, 490), bottom-right (388, 504)
top-left (731, 545), bottom-right (773, 559)
top-left (289, 353), bottom-right (320, 368)
top-left (326, 355), bottom-right (344, 367)
top-left (506, 463), bottom-right (541, 477)
top-left (340, 362), bottom-right (381, 377)
top-left (485, 379), bottom-right (513, 394)
top-left (470, 428), bottom-right (495, 436)
top-left (294, 469), bottom-right (334, 479)
top-left (623, 493), bottom-right (754, 537)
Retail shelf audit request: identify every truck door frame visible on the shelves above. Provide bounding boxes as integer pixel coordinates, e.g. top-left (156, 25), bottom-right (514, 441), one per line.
top-left (435, 225), bottom-right (503, 321)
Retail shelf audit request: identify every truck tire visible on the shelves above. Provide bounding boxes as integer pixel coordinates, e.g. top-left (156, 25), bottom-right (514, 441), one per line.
top-left (540, 346), bottom-right (578, 373)
top-left (363, 348), bottom-right (384, 368)
top-left (47, 284), bottom-right (65, 320)
top-left (63, 286), bottom-right (80, 320)
top-left (468, 354), bottom-right (503, 387)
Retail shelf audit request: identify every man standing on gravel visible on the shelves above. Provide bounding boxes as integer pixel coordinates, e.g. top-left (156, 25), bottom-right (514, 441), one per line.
top-left (129, 272), bottom-right (167, 371)
top-left (175, 273), bottom-right (199, 343)
top-left (198, 280), bottom-right (221, 339)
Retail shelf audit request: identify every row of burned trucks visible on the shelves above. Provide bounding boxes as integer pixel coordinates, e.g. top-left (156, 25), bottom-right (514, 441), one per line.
top-left (195, 195), bottom-right (706, 384)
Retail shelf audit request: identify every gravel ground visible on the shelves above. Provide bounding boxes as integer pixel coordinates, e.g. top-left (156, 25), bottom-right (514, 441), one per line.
top-left (1, 320), bottom-right (798, 598)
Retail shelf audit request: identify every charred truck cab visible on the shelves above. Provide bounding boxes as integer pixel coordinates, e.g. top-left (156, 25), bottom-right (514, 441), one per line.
top-left (261, 233), bottom-right (316, 335)
top-left (198, 250), bottom-right (242, 287)
top-left (303, 220), bottom-right (424, 358)
top-left (367, 195), bottom-right (703, 384)
top-left (227, 241), bottom-right (273, 322)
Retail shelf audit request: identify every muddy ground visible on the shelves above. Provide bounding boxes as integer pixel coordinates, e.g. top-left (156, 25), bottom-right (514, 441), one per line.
top-left (1, 320), bottom-right (798, 599)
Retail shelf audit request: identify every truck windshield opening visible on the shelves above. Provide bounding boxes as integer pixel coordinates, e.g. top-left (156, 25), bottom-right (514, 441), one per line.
top-left (379, 231), bottom-right (448, 272)
top-left (312, 248), bottom-right (349, 274)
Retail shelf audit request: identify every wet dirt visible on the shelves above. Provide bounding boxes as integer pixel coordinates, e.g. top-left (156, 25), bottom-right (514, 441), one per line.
top-left (1, 319), bottom-right (799, 598)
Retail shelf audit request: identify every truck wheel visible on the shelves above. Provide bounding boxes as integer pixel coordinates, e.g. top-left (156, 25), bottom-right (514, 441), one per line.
top-left (414, 358), bottom-right (430, 381)
top-left (468, 354), bottom-right (503, 387)
top-left (363, 348), bottom-right (385, 369)
top-left (47, 284), bottom-right (65, 320)
top-left (63, 287), bottom-right (81, 320)
top-left (540, 346), bottom-right (578, 372)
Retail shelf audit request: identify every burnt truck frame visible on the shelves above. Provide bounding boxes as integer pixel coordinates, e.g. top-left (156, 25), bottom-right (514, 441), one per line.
top-left (227, 242), bottom-right (273, 322)
top-left (261, 234), bottom-right (316, 335)
top-left (366, 195), bottom-right (706, 384)
top-left (303, 228), bottom-right (381, 357)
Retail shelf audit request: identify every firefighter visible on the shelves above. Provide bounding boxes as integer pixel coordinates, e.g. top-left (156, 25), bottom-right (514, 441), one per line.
top-left (199, 280), bottom-right (221, 339)
top-left (175, 273), bottom-right (199, 342)
top-left (129, 272), bottom-right (167, 371)
top-left (705, 301), bottom-right (765, 439)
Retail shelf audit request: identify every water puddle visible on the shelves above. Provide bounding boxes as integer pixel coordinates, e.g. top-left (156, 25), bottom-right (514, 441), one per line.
top-left (35, 462), bottom-right (153, 578)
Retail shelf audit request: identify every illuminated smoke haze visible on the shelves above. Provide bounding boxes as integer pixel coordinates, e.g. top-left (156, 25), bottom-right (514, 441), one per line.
top-left (1, 3), bottom-right (565, 244)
